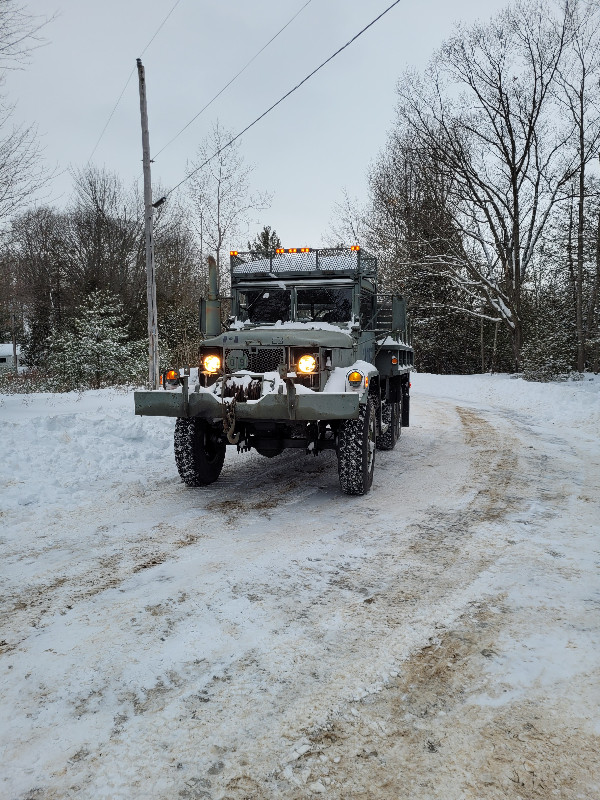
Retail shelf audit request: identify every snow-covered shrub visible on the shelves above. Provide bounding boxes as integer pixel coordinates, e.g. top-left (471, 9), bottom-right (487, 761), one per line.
top-left (0, 368), bottom-right (57, 394)
top-left (522, 291), bottom-right (574, 382)
top-left (522, 342), bottom-right (573, 382)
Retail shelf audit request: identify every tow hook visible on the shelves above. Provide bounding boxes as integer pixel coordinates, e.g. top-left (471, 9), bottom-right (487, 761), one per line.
top-left (220, 377), bottom-right (240, 445)
top-left (279, 363), bottom-right (297, 420)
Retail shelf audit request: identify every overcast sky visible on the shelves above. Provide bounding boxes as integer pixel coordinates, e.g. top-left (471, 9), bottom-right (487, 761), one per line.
top-left (11, 0), bottom-right (509, 248)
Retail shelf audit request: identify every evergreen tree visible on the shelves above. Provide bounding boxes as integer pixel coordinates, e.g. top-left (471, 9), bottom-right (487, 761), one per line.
top-left (247, 226), bottom-right (282, 257)
top-left (522, 288), bottom-right (575, 381)
top-left (46, 290), bottom-right (145, 390)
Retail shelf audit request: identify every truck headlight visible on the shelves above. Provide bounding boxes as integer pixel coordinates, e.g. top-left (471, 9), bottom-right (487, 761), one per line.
top-left (297, 354), bottom-right (317, 374)
top-left (203, 354), bottom-right (221, 373)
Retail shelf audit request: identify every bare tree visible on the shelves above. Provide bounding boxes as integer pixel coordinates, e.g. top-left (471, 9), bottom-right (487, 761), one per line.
top-left (0, 1), bottom-right (53, 221)
top-left (554, 0), bottom-right (600, 370)
top-left (186, 121), bottom-right (270, 288)
top-left (0, 1), bottom-right (50, 70)
top-left (397, 1), bottom-right (576, 369)
top-left (7, 206), bottom-right (67, 365)
top-left (153, 199), bottom-right (203, 365)
top-left (66, 166), bottom-right (146, 330)
top-left (327, 189), bottom-right (366, 248)
top-left (363, 132), bottom-right (496, 372)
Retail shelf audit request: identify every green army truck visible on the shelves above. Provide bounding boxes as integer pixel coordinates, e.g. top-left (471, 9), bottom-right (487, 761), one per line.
top-left (134, 246), bottom-right (414, 495)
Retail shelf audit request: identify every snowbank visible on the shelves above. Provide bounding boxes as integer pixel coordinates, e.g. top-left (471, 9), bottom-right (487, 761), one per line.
top-left (413, 372), bottom-right (600, 436)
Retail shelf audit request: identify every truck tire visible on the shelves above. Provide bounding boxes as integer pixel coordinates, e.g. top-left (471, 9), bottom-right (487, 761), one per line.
top-left (376, 399), bottom-right (401, 451)
top-left (174, 417), bottom-right (226, 487)
top-left (337, 399), bottom-right (376, 495)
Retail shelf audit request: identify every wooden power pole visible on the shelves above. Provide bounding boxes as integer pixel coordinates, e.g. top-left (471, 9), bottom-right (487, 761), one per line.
top-left (137, 58), bottom-right (159, 389)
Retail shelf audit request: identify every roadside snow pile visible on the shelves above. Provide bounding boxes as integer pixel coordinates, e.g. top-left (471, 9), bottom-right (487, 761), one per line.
top-left (0, 388), bottom-right (173, 513)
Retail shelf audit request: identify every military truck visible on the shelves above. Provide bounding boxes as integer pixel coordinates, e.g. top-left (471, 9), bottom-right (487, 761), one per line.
top-left (134, 246), bottom-right (413, 495)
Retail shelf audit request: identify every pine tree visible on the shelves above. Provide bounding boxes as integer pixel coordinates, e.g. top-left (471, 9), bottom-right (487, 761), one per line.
top-left (247, 226), bottom-right (282, 257)
top-left (47, 290), bottom-right (145, 390)
top-left (522, 288), bottom-right (575, 381)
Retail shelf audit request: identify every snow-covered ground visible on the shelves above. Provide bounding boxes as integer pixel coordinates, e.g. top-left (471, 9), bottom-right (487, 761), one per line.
top-left (1, 374), bottom-right (599, 800)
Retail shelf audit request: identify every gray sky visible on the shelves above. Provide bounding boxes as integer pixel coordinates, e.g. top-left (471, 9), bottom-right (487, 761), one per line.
top-left (11, 0), bottom-right (509, 248)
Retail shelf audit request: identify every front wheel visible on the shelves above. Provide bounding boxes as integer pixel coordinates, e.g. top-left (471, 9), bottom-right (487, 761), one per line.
top-left (174, 417), bottom-right (226, 487)
top-left (337, 399), bottom-right (376, 495)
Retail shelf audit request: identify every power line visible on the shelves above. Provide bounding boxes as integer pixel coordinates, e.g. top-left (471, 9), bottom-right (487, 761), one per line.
top-left (86, 0), bottom-right (183, 165)
top-left (164, 0), bottom-right (403, 201)
top-left (153, 0), bottom-right (314, 161)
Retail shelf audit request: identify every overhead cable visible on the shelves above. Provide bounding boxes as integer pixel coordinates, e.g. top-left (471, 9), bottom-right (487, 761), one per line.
top-left (86, 0), bottom-right (183, 165)
top-left (164, 0), bottom-right (403, 200)
top-left (153, 0), bottom-right (314, 160)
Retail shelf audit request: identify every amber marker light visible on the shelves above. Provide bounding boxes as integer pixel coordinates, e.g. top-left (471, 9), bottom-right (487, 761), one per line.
top-left (347, 370), bottom-right (363, 387)
top-left (350, 245), bottom-right (360, 251)
top-left (275, 248), bottom-right (285, 254)
top-left (166, 369), bottom-right (179, 381)
top-left (297, 354), bottom-right (317, 374)
top-left (230, 250), bottom-right (238, 256)
top-left (203, 355), bottom-right (221, 373)
top-left (300, 247), bottom-right (311, 253)
top-left (391, 356), bottom-right (398, 365)
top-left (287, 248), bottom-right (298, 253)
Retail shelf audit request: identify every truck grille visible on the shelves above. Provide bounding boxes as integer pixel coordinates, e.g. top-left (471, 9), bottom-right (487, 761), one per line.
top-left (225, 348), bottom-right (284, 373)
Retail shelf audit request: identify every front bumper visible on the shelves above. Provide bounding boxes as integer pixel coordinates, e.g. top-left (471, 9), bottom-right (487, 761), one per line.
top-left (134, 387), bottom-right (360, 421)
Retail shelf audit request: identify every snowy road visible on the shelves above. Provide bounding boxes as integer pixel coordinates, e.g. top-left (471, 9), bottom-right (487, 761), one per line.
top-left (1, 375), bottom-right (599, 799)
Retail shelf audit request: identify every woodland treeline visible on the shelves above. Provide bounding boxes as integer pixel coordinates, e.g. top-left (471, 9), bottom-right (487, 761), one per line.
top-left (0, 127), bottom-right (265, 387)
top-left (1, 0), bottom-right (600, 388)
top-left (332, 0), bottom-right (600, 377)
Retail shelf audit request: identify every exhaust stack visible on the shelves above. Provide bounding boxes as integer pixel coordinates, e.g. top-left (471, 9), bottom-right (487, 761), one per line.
top-left (200, 255), bottom-right (222, 337)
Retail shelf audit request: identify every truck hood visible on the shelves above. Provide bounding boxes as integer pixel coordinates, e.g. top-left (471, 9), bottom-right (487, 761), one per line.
top-left (203, 328), bottom-right (355, 349)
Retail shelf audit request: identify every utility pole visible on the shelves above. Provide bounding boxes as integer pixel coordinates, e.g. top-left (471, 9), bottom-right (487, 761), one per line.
top-left (137, 58), bottom-right (159, 389)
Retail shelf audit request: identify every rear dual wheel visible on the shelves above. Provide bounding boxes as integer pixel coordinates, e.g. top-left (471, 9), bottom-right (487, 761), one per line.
top-left (174, 417), bottom-right (226, 486)
top-left (337, 399), bottom-right (376, 495)
top-left (376, 398), bottom-right (401, 451)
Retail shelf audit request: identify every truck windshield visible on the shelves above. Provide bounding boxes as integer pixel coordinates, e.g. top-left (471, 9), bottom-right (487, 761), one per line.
top-left (296, 287), bottom-right (353, 323)
top-left (240, 289), bottom-right (291, 323)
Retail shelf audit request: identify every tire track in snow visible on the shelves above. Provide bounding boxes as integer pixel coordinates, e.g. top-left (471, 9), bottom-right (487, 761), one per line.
top-left (0, 447), bottom-right (334, 639)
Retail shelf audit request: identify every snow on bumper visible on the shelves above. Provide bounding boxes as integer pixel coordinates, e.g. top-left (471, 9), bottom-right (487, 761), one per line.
top-left (133, 388), bottom-right (360, 421)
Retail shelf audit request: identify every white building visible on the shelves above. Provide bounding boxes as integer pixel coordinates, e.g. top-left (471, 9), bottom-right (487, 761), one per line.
top-left (0, 343), bottom-right (20, 370)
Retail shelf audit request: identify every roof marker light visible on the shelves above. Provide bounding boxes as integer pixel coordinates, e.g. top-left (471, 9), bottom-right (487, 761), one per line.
top-left (350, 245), bottom-right (360, 251)
top-left (230, 250), bottom-right (238, 256)
top-left (287, 248), bottom-right (298, 253)
top-left (275, 248), bottom-right (285, 254)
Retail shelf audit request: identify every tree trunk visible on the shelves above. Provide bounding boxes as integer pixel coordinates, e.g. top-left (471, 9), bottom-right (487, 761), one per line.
top-left (480, 314), bottom-right (485, 373)
top-left (512, 319), bottom-right (522, 372)
top-left (491, 321), bottom-right (499, 374)
top-left (576, 86), bottom-right (586, 372)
